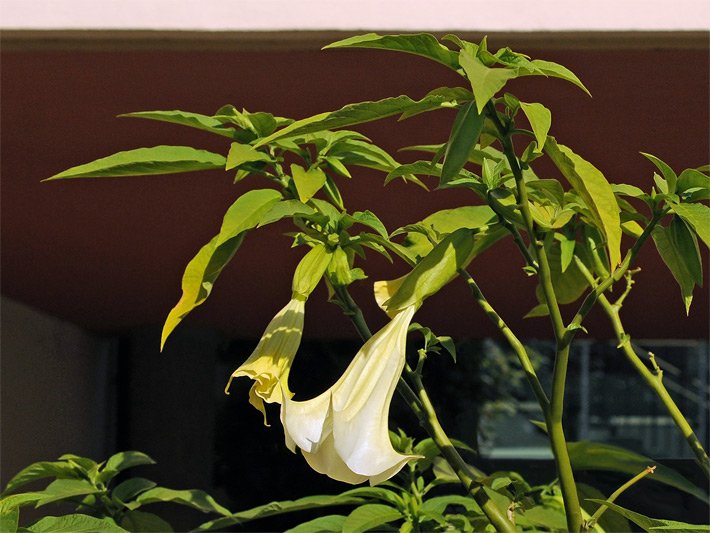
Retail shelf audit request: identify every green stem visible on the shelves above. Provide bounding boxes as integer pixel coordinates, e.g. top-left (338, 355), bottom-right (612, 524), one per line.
top-left (458, 268), bottom-right (549, 411)
top-left (333, 284), bottom-right (516, 532)
top-left (575, 258), bottom-right (710, 479)
top-left (584, 466), bottom-right (656, 531)
top-left (491, 104), bottom-right (583, 531)
top-left (407, 370), bottom-right (516, 533)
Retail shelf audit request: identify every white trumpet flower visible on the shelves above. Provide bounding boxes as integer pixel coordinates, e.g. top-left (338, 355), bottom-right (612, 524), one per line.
top-left (225, 296), bottom-right (305, 424)
top-left (280, 305), bottom-right (419, 485)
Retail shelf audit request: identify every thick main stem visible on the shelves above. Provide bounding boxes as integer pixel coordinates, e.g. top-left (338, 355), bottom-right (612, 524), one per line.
top-left (492, 109), bottom-right (583, 531)
top-left (332, 285), bottom-right (516, 532)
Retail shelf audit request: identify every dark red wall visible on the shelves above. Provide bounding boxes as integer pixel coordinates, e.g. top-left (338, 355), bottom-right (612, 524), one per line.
top-left (2, 41), bottom-right (708, 340)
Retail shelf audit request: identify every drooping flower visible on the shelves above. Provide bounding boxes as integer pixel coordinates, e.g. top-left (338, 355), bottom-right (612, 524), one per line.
top-left (280, 304), bottom-right (420, 485)
top-left (225, 295), bottom-right (305, 424)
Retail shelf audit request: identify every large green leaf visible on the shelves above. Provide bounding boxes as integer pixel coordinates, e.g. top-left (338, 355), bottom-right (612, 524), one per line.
top-left (291, 164), bottom-right (327, 203)
top-left (98, 451), bottom-right (155, 484)
top-left (528, 59), bottom-right (591, 95)
top-left (35, 479), bottom-right (101, 507)
top-left (285, 514), bottom-right (347, 533)
top-left (669, 202), bottom-right (710, 248)
top-left (576, 483), bottom-right (631, 533)
top-left (520, 102), bottom-right (552, 154)
top-left (130, 487), bottom-right (230, 516)
top-left (536, 242), bottom-right (589, 305)
top-left (225, 143), bottom-right (272, 170)
top-left (292, 244), bottom-right (332, 298)
top-left (585, 500), bottom-right (710, 532)
top-left (459, 49), bottom-right (518, 113)
top-left (342, 504), bottom-right (403, 533)
top-left (193, 493), bottom-right (366, 531)
top-left (254, 90), bottom-right (469, 148)
top-left (653, 224), bottom-right (698, 314)
top-left (324, 33), bottom-right (459, 70)
top-left (111, 478), bottom-right (157, 506)
top-left (161, 189), bottom-right (282, 349)
top-left (441, 101), bottom-right (485, 185)
top-left (545, 138), bottom-right (621, 268)
top-left (2, 461), bottom-right (79, 496)
top-left (401, 205), bottom-right (504, 261)
top-left (27, 514), bottom-right (128, 533)
top-left (385, 228), bottom-right (477, 311)
top-left (677, 168), bottom-right (710, 201)
top-left (120, 510), bottom-right (172, 532)
top-left (45, 146), bottom-right (226, 180)
top-left (421, 495), bottom-right (482, 515)
top-left (0, 505), bottom-right (18, 533)
top-left (568, 441), bottom-right (708, 502)
top-left (120, 110), bottom-right (236, 139)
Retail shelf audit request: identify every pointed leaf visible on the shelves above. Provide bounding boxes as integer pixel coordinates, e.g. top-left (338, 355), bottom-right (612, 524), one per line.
top-left (255, 90), bottom-right (469, 147)
top-left (120, 510), bottom-right (172, 532)
top-left (27, 514), bottom-right (128, 533)
top-left (0, 505), bottom-right (18, 533)
top-left (225, 143), bottom-right (272, 170)
top-left (292, 244), bottom-right (332, 298)
top-left (2, 461), bottom-right (79, 496)
top-left (529, 59), bottom-right (591, 95)
top-left (670, 216), bottom-right (703, 286)
top-left (112, 478), bottom-right (157, 506)
top-left (669, 202), bottom-right (710, 248)
top-left (98, 451), bottom-right (155, 484)
top-left (161, 189), bottom-right (282, 348)
top-left (120, 110), bottom-right (236, 139)
top-left (35, 479), bottom-right (101, 507)
top-left (257, 200), bottom-right (315, 227)
top-left (342, 504), bottom-right (403, 533)
top-left (642, 153), bottom-right (678, 195)
top-left (285, 514), bottom-right (347, 533)
top-left (459, 50), bottom-right (518, 113)
top-left (585, 500), bottom-right (710, 532)
top-left (653, 225), bottom-right (697, 314)
top-left (352, 210), bottom-right (388, 239)
top-left (291, 164), bottom-right (327, 203)
top-left (441, 101), bottom-right (485, 185)
top-left (385, 228), bottom-right (476, 311)
top-left (324, 33), bottom-right (459, 70)
top-left (45, 146), bottom-right (226, 180)
top-left (520, 102), bottom-right (552, 154)
top-left (131, 487), bottom-right (230, 516)
top-left (545, 138), bottom-right (621, 267)
top-left (569, 441), bottom-right (708, 502)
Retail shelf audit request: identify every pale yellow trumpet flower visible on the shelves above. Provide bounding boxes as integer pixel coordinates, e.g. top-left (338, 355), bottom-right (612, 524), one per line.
top-left (280, 304), bottom-right (420, 485)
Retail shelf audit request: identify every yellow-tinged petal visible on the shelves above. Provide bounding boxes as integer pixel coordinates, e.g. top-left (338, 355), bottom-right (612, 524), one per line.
top-left (281, 305), bottom-right (421, 485)
top-left (373, 276), bottom-right (407, 318)
top-left (225, 296), bottom-right (305, 425)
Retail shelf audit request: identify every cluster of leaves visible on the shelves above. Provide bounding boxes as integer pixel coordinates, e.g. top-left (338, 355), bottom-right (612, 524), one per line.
top-left (0, 452), bottom-right (231, 532)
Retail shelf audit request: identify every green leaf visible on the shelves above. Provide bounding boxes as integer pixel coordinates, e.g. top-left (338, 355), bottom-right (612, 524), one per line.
top-left (111, 478), bottom-right (157, 506)
top-left (459, 49), bottom-right (518, 113)
top-left (421, 495), bottom-right (481, 515)
top-left (255, 90), bottom-right (469, 148)
top-left (576, 483), bottom-right (631, 533)
top-left (641, 153), bottom-right (678, 195)
top-left (2, 461), bottom-right (80, 496)
top-left (351, 210), bottom-right (388, 239)
top-left (258, 200), bottom-right (315, 227)
top-left (225, 143), bottom-right (272, 170)
top-left (653, 224), bottom-right (698, 314)
top-left (342, 504), bottom-right (403, 533)
top-left (98, 451), bottom-right (155, 484)
top-left (585, 500), bottom-right (710, 532)
top-left (285, 514), bottom-right (347, 533)
top-left (524, 303), bottom-right (549, 318)
top-left (119, 110), bottom-right (236, 139)
top-left (568, 441), bottom-right (708, 502)
top-left (45, 146), bottom-right (226, 180)
top-left (441, 101), bottom-right (485, 185)
top-left (292, 244), bottom-right (332, 298)
top-left (669, 202), bottom-right (710, 248)
top-left (120, 510), bottom-right (172, 532)
top-left (677, 168), bottom-right (710, 201)
top-left (193, 494), bottom-right (365, 531)
top-left (0, 505), bottom-right (18, 533)
top-left (0, 492), bottom-right (45, 513)
top-left (324, 33), bottom-right (459, 70)
top-left (35, 479), bottom-right (101, 507)
top-left (518, 505), bottom-right (569, 531)
top-left (670, 216), bottom-right (703, 286)
top-left (131, 487), bottom-right (231, 516)
top-left (528, 59), bottom-right (591, 95)
top-left (161, 189), bottom-right (282, 349)
top-left (545, 138), bottom-right (621, 268)
top-left (27, 515), bottom-right (127, 533)
top-left (291, 164), bottom-right (327, 203)
top-left (520, 102), bottom-right (552, 154)
top-left (385, 228), bottom-right (476, 311)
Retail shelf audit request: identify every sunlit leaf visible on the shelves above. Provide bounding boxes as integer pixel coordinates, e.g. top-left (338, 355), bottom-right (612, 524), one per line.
top-left (520, 102), bottom-right (552, 154)
top-left (342, 504), bottom-right (403, 533)
top-left (130, 487), bottom-right (231, 516)
top-left (285, 514), bottom-right (347, 533)
top-left (324, 33), bottom-right (459, 70)
top-left (641, 153), bottom-right (678, 195)
top-left (459, 49), bottom-right (518, 113)
top-left (529, 59), bottom-right (591, 95)
top-left (669, 202), bottom-right (710, 248)
top-left (2, 462), bottom-right (79, 496)
top-left (225, 143), bottom-right (272, 170)
top-left (291, 164), bottom-right (327, 203)
top-left (585, 499), bottom-right (710, 532)
top-left (441, 101), bottom-right (485, 185)
top-left (653, 224), bottom-right (698, 314)
top-left (98, 451), bottom-right (155, 484)
top-left (27, 514), bottom-right (127, 533)
top-left (120, 110), bottom-right (236, 139)
top-left (45, 146), bottom-right (226, 180)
